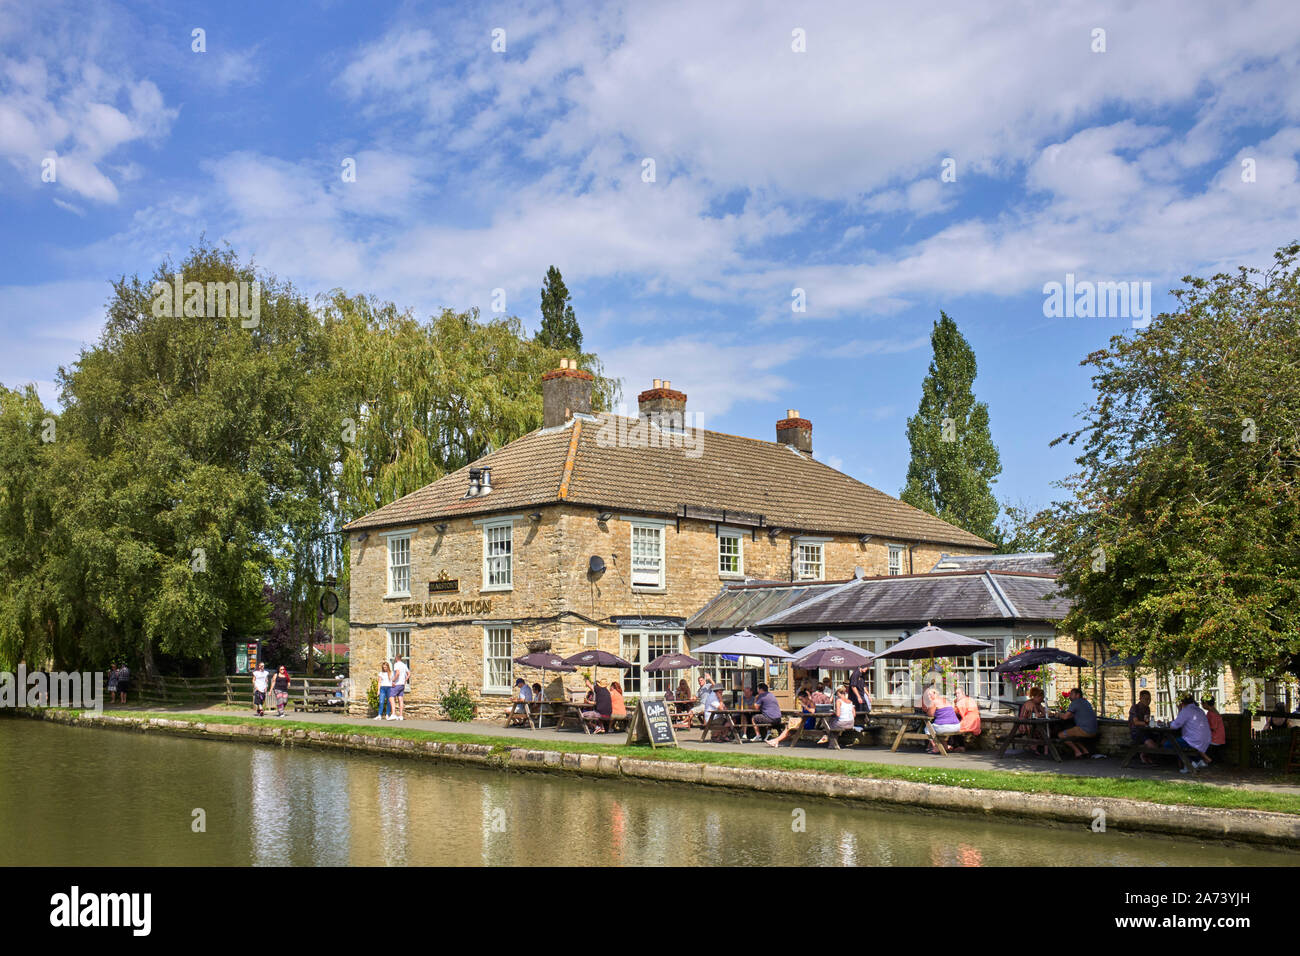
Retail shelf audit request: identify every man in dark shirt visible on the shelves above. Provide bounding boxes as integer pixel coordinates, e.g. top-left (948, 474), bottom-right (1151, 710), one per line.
top-left (747, 682), bottom-right (784, 742)
top-left (849, 664), bottom-right (872, 713)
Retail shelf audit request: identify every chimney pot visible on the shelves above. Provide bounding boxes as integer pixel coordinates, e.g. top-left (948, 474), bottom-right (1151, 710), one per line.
top-left (637, 378), bottom-right (687, 428)
top-left (776, 411), bottom-right (813, 454)
top-left (541, 361), bottom-right (594, 427)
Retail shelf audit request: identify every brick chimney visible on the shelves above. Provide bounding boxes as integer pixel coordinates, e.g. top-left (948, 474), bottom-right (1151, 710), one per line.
top-left (541, 358), bottom-right (593, 428)
top-left (776, 409), bottom-right (812, 454)
top-left (637, 379), bottom-right (687, 428)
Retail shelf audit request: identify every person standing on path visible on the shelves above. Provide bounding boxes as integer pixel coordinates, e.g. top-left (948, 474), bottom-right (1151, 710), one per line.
top-left (106, 665), bottom-right (119, 705)
top-left (116, 662), bottom-right (130, 704)
top-left (272, 666), bottom-right (291, 717)
top-left (252, 661), bottom-right (270, 717)
top-left (375, 662), bottom-right (393, 720)
top-left (391, 655), bottom-right (410, 721)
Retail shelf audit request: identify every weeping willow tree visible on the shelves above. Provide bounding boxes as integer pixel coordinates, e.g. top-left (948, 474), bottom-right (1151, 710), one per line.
top-left (0, 250), bottom-right (620, 675)
top-left (323, 291), bottom-right (618, 523)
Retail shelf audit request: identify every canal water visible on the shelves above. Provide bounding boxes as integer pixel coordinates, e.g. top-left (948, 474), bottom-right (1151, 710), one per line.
top-left (1, 719), bottom-right (1293, 866)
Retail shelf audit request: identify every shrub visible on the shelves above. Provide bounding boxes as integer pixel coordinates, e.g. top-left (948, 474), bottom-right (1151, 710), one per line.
top-left (366, 679), bottom-right (379, 716)
top-left (439, 680), bottom-right (476, 722)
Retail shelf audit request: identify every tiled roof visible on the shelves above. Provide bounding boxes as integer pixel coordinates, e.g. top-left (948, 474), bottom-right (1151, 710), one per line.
top-left (930, 552), bottom-right (1060, 574)
top-left (753, 571), bottom-right (1070, 629)
top-left (344, 413), bottom-right (994, 549)
top-left (685, 580), bottom-right (851, 632)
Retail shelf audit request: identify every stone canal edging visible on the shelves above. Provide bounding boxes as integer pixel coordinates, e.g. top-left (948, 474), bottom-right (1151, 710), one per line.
top-left (18, 708), bottom-right (1300, 848)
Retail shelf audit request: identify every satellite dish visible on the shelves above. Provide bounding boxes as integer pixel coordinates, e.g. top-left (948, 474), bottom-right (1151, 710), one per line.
top-left (588, 555), bottom-right (606, 577)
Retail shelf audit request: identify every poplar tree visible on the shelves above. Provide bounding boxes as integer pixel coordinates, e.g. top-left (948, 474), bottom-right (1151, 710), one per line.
top-left (535, 266), bottom-right (583, 352)
top-left (900, 312), bottom-right (1002, 541)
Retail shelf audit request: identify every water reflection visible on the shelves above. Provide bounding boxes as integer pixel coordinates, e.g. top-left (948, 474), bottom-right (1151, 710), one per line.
top-left (1, 721), bottom-right (1295, 868)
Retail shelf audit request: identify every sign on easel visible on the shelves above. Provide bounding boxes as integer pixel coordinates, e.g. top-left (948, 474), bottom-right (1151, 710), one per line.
top-left (626, 698), bottom-right (679, 748)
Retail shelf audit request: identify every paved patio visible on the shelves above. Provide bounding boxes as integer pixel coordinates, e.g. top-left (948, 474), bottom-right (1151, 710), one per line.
top-left (108, 701), bottom-right (1300, 794)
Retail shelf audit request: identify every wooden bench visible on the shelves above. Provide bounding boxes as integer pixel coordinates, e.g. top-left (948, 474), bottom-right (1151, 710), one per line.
top-left (504, 700), bottom-right (542, 729)
top-left (292, 685), bottom-right (345, 712)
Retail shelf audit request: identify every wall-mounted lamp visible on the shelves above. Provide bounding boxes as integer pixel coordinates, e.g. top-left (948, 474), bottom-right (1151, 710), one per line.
top-left (767, 527), bottom-right (783, 541)
top-left (529, 511), bottom-right (543, 522)
top-left (858, 534), bottom-right (873, 545)
top-left (356, 533), bottom-right (368, 544)
top-left (597, 512), bottom-right (613, 524)
top-left (434, 523), bottom-right (448, 534)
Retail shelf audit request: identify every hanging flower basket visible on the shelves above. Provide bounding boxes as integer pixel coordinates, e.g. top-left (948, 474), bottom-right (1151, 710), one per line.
top-left (526, 639), bottom-right (552, 653)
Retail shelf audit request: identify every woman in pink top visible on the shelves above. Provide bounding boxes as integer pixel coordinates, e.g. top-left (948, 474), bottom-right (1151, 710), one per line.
top-left (949, 688), bottom-right (981, 752)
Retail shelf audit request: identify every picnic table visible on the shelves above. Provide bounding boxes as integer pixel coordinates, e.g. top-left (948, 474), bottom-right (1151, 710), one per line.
top-left (504, 699), bottom-right (545, 729)
top-left (667, 698), bottom-right (699, 729)
top-left (775, 709), bottom-right (851, 749)
top-left (864, 709), bottom-right (961, 754)
top-left (1120, 724), bottom-right (1200, 773)
top-left (546, 700), bottom-right (632, 734)
top-left (995, 716), bottom-right (1074, 761)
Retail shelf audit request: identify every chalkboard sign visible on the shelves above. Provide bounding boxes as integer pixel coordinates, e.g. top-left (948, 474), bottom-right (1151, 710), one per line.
top-left (626, 698), bottom-right (679, 748)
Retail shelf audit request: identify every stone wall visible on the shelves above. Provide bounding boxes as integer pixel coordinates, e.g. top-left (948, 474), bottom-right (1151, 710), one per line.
top-left (348, 503), bottom-right (987, 717)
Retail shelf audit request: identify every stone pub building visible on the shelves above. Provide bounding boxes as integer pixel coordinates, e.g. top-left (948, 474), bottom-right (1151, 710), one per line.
top-left (344, 360), bottom-right (992, 716)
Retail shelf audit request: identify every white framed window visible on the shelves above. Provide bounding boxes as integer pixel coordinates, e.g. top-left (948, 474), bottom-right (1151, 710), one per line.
top-left (718, 529), bottom-right (744, 578)
top-left (386, 532), bottom-right (411, 597)
top-left (482, 521), bottom-right (513, 591)
top-left (483, 626), bottom-right (513, 694)
top-left (795, 542), bottom-right (824, 581)
top-left (631, 523), bottom-right (665, 588)
top-left (620, 632), bottom-right (683, 697)
top-left (888, 545), bottom-right (905, 576)
top-left (387, 628), bottom-right (410, 664)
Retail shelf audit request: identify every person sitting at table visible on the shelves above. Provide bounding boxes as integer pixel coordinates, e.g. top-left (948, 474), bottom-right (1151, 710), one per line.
top-left (949, 687), bottom-right (981, 752)
top-left (1129, 689), bottom-right (1158, 765)
top-left (808, 680), bottom-right (832, 708)
top-left (922, 683), bottom-right (963, 754)
top-left (690, 674), bottom-right (716, 727)
top-left (767, 689), bottom-right (814, 748)
top-left (1056, 687), bottom-right (1099, 758)
top-left (531, 682), bottom-right (543, 702)
top-left (1168, 694), bottom-right (1212, 770)
top-left (581, 676), bottom-right (613, 733)
top-left (509, 678), bottom-right (533, 717)
top-left (609, 681), bottom-right (627, 720)
top-left (1017, 686), bottom-right (1048, 755)
top-left (817, 686), bottom-right (858, 747)
top-left (677, 678), bottom-right (692, 702)
top-left (1201, 696), bottom-right (1226, 763)
top-left (748, 682), bottom-right (784, 742)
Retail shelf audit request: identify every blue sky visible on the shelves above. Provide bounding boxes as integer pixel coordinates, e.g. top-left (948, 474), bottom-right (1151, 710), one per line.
top-left (3, 0), bottom-right (1300, 518)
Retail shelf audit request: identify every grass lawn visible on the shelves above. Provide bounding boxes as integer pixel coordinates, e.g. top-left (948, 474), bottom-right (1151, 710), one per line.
top-left (60, 708), bottom-right (1300, 816)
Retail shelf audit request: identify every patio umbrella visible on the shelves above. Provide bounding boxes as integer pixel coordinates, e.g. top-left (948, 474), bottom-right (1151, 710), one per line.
top-left (561, 648), bottom-right (633, 692)
top-left (692, 629), bottom-right (795, 661)
top-left (512, 652), bottom-right (576, 672)
top-left (872, 624), bottom-right (993, 660)
top-left (994, 647), bottom-right (1091, 673)
top-left (793, 634), bottom-right (866, 662)
top-left (643, 652), bottom-right (704, 671)
top-left (794, 646), bottom-right (874, 670)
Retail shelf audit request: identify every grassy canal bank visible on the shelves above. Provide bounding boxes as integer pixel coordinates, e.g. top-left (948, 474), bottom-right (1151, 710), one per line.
top-left (14, 707), bottom-right (1300, 846)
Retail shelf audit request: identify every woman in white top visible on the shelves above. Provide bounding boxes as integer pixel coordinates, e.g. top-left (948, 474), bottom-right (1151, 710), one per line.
top-left (374, 662), bottom-right (393, 720)
top-left (819, 686), bottom-right (857, 746)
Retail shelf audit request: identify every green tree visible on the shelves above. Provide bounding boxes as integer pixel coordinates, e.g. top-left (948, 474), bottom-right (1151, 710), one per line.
top-left (0, 385), bottom-right (61, 669)
top-left (900, 312), bottom-right (1002, 541)
top-left (1046, 243), bottom-right (1300, 679)
top-left (46, 243), bottom-right (335, 674)
top-left (535, 265), bottom-right (583, 352)
top-left (327, 291), bottom-right (616, 521)
top-left (992, 499), bottom-right (1053, 553)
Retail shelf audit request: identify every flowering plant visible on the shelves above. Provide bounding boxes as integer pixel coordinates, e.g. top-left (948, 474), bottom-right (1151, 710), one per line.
top-left (999, 642), bottom-right (1050, 696)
